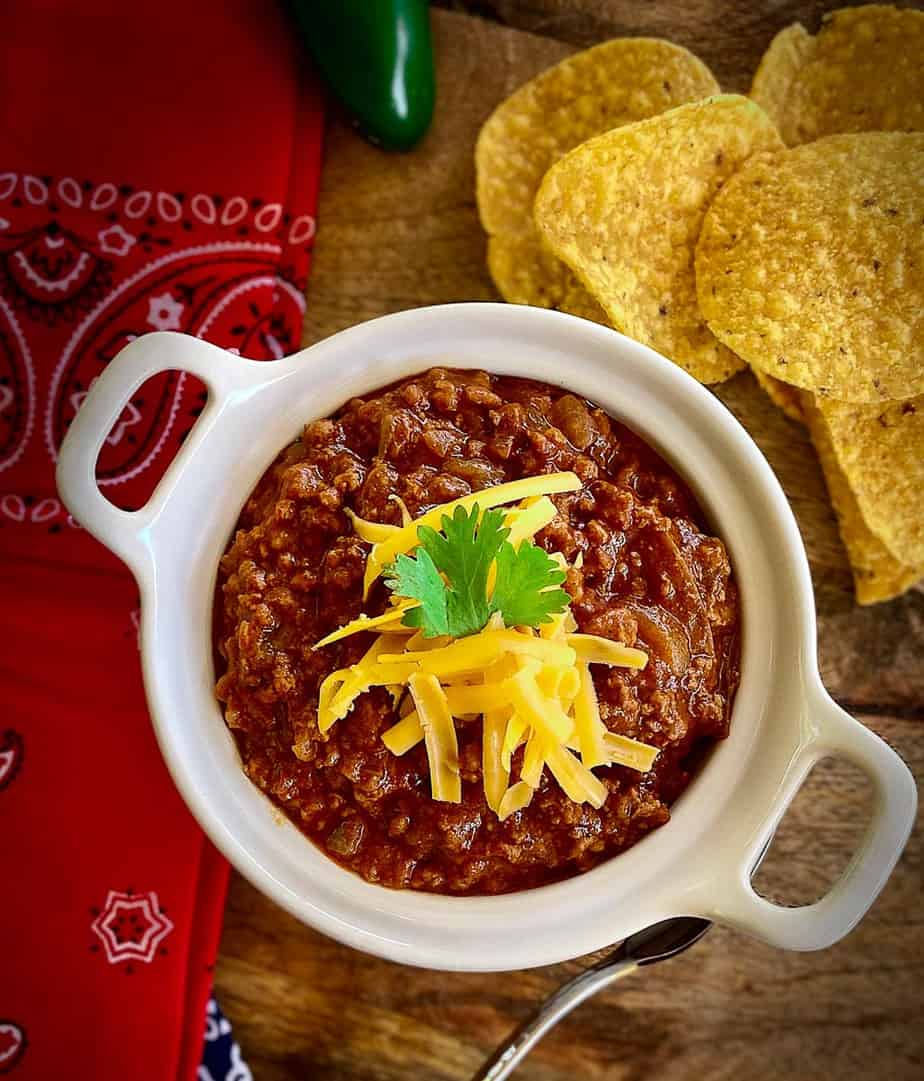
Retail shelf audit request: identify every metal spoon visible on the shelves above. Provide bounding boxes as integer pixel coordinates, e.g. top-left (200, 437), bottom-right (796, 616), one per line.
top-left (472, 917), bottom-right (711, 1081)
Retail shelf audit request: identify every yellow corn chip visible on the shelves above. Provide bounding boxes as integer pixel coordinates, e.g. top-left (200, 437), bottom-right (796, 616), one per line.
top-left (803, 395), bottom-right (922, 605)
top-left (753, 368), bottom-right (806, 424)
top-left (818, 395), bottom-right (924, 567)
top-left (486, 235), bottom-right (607, 324)
top-left (696, 132), bottom-right (924, 404)
top-left (749, 5), bottom-right (924, 147)
top-left (750, 23), bottom-right (816, 138)
top-left (477, 38), bottom-right (720, 238)
top-left (476, 38), bottom-right (719, 323)
top-left (535, 95), bottom-right (781, 384)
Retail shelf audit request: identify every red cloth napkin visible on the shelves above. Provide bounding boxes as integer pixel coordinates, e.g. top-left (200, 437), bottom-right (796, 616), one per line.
top-left (0, 3), bottom-right (323, 1076)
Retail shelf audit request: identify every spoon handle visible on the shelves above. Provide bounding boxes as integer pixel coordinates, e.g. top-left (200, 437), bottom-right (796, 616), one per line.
top-left (472, 958), bottom-right (639, 1081)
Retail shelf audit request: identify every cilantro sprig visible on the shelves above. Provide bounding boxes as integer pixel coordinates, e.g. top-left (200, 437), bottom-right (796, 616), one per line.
top-left (383, 505), bottom-right (569, 639)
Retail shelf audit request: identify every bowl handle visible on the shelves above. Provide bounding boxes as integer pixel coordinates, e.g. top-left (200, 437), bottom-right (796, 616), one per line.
top-left (711, 691), bottom-right (916, 951)
top-left (56, 332), bottom-right (255, 575)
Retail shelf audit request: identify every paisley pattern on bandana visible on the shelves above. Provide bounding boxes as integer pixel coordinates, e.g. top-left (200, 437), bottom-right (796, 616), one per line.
top-left (0, 173), bottom-right (314, 522)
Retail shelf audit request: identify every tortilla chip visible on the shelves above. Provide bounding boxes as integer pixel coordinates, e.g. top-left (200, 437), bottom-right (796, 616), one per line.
top-left (750, 23), bottom-right (817, 135)
top-left (803, 396), bottom-right (922, 604)
top-left (486, 235), bottom-right (607, 324)
top-left (748, 5), bottom-right (924, 147)
top-left (534, 96), bottom-right (781, 384)
top-left (476, 39), bottom-right (719, 323)
top-left (753, 368), bottom-right (806, 424)
top-left (696, 132), bottom-right (924, 404)
top-left (477, 38), bottom-right (719, 238)
top-left (818, 395), bottom-right (924, 567)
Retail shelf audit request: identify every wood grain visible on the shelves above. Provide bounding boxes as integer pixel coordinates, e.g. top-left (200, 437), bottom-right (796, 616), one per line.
top-left (217, 5), bottom-right (923, 1078)
top-left (441, 1), bottom-right (923, 90)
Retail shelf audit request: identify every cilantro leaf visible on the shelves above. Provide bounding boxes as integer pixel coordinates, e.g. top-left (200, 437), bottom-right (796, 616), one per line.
top-left (418, 506), bottom-right (508, 637)
top-left (492, 541), bottom-right (569, 628)
top-left (384, 548), bottom-right (450, 637)
top-left (382, 501), bottom-right (570, 639)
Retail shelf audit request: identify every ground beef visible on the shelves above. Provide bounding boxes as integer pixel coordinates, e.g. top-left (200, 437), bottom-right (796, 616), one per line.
top-left (215, 368), bottom-right (740, 895)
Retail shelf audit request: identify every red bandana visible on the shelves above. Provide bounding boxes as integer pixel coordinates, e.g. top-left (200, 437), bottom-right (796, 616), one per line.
top-left (0, 2), bottom-right (324, 1077)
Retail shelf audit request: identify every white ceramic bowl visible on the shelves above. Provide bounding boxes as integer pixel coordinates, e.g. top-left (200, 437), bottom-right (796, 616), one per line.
top-left (57, 303), bottom-right (916, 971)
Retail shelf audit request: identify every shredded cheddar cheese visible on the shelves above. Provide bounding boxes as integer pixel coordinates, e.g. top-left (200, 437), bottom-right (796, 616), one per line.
top-left (312, 476), bottom-right (660, 817)
top-left (482, 707), bottom-right (510, 813)
top-left (363, 471), bottom-right (582, 597)
top-left (502, 712), bottom-right (530, 770)
top-left (382, 710), bottom-right (424, 755)
top-left (543, 740), bottom-right (607, 807)
top-left (497, 780), bottom-right (534, 821)
top-left (504, 495), bottom-right (558, 549)
top-left (312, 599), bottom-right (418, 649)
top-left (409, 672), bottom-right (461, 802)
top-left (573, 662), bottom-right (608, 769)
top-left (604, 732), bottom-right (661, 773)
top-left (567, 633), bottom-right (648, 670)
top-left (344, 508), bottom-right (400, 544)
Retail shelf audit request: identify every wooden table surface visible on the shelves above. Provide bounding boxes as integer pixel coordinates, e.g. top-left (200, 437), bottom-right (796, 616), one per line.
top-left (214, 4), bottom-right (924, 1078)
